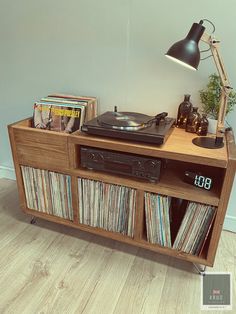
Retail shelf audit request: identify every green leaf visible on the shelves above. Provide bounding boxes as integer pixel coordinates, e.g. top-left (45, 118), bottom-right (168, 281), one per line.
top-left (199, 73), bottom-right (236, 119)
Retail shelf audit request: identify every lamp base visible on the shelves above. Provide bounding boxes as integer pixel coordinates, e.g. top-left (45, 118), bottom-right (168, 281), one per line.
top-left (192, 136), bottom-right (224, 149)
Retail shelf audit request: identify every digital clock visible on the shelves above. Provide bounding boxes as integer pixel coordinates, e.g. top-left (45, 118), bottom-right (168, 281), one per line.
top-left (184, 171), bottom-right (213, 190)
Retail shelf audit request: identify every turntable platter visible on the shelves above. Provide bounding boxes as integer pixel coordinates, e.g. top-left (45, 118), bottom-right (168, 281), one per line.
top-left (97, 111), bottom-right (153, 131)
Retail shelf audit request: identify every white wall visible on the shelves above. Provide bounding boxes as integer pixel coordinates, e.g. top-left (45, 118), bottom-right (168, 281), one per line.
top-left (0, 0), bottom-right (235, 230)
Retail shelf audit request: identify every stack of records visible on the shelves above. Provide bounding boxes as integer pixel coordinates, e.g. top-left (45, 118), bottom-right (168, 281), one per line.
top-left (78, 178), bottom-right (136, 237)
top-left (173, 202), bottom-right (216, 255)
top-left (144, 192), bottom-right (172, 247)
top-left (21, 166), bottom-right (73, 220)
top-left (33, 93), bottom-right (97, 133)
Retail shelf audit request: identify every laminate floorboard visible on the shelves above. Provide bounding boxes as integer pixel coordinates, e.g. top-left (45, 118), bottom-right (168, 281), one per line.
top-left (0, 178), bottom-right (235, 314)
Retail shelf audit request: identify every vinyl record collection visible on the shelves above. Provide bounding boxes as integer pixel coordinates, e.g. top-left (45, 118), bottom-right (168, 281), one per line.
top-left (78, 178), bottom-right (136, 237)
top-left (144, 192), bottom-right (172, 247)
top-left (33, 93), bottom-right (97, 133)
top-left (173, 202), bottom-right (216, 255)
top-left (20, 165), bottom-right (216, 255)
top-left (21, 166), bottom-right (73, 220)
top-left (144, 192), bottom-right (216, 254)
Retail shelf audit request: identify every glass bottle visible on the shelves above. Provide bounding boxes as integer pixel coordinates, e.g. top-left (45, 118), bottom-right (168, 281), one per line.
top-left (176, 94), bottom-right (193, 128)
top-left (185, 107), bottom-right (201, 133)
top-left (196, 114), bottom-right (209, 136)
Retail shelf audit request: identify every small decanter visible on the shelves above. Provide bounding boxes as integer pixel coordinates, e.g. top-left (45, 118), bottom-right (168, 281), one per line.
top-left (176, 94), bottom-right (193, 128)
top-left (185, 107), bottom-right (201, 133)
top-left (196, 114), bottom-right (209, 136)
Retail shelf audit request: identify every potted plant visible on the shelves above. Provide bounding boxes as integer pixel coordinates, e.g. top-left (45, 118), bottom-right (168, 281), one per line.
top-left (199, 73), bottom-right (236, 133)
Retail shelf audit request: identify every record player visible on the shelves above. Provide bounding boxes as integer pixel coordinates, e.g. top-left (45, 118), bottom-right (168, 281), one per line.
top-left (81, 108), bottom-right (175, 145)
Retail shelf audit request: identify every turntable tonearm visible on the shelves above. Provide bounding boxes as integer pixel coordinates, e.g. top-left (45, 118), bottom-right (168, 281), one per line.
top-left (81, 109), bottom-right (175, 145)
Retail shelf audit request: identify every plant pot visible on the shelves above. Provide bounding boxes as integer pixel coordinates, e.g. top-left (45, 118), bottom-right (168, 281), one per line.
top-left (207, 118), bottom-right (217, 134)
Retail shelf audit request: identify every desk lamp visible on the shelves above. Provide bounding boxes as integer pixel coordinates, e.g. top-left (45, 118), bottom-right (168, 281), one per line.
top-left (165, 20), bottom-right (232, 149)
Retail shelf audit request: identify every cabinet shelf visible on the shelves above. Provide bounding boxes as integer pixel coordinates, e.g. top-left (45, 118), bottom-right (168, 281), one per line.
top-left (70, 128), bottom-right (228, 168)
top-left (8, 118), bottom-right (236, 269)
top-left (71, 167), bottom-right (220, 206)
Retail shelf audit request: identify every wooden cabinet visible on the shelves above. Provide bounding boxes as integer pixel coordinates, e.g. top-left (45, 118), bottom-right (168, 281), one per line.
top-left (8, 118), bottom-right (236, 268)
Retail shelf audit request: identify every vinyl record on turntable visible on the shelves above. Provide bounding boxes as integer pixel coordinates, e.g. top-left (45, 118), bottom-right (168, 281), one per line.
top-left (97, 111), bottom-right (153, 131)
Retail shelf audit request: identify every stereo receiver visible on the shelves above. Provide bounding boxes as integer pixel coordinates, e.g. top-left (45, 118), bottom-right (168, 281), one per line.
top-left (80, 146), bottom-right (162, 182)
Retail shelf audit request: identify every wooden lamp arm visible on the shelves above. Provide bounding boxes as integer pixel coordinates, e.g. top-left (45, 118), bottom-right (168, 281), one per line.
top-left (200, 32), bottom-right (232, 142)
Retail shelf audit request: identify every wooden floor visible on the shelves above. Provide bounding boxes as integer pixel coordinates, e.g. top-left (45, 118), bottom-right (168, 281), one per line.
top-left (0, 179), bottom-right (235, 314)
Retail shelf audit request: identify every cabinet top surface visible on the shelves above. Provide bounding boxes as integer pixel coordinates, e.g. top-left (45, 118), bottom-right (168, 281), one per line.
top-left (11, 118), bottom-right (234, 168)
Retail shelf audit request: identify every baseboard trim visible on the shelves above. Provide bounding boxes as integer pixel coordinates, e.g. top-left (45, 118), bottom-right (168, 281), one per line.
top-left (0, 166), bottom-right (16, 180)
top-left (223, 215), bottom-right (236, 233)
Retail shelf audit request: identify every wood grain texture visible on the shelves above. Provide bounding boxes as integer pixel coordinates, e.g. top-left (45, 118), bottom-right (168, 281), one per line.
top-left (7, 118), bottom-right (236, 270)
top-left (205, 131), bottom-right (236, 265)
top-left (134, 190), bottom-right (145, 240)
top-left (207, 153), bottom-right (236, 264)
top-left (8, 124), bottom-right (28, 211)
top-left (0, 179), bottom-right (235, 314)
top-left (71, 176), bottom-right (79, 222)
top-left (10, 118), bottom-right (229, 167)
top-left (10, 126), bottom-right (70, 170)
top-left (70, 127), bottom-right (228, 168)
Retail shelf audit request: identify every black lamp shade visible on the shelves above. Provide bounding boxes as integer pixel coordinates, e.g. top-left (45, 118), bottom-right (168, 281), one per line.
top-left (166, 22), bottom-right (206, 70)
